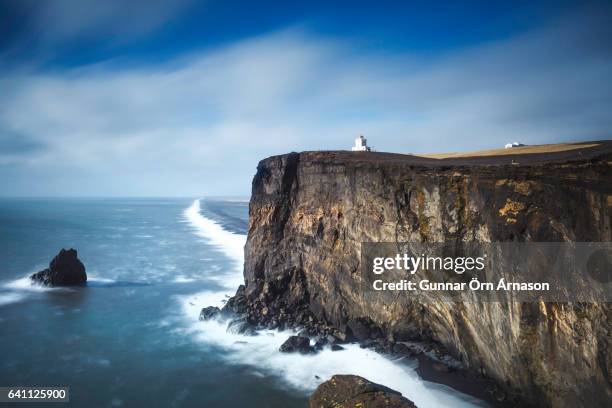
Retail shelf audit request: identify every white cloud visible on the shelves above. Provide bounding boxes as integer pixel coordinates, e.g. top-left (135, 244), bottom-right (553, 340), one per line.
top-left (0, 16), bottom-right (611, 196)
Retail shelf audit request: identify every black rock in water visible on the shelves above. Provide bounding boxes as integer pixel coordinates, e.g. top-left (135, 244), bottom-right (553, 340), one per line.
top-left (279, 336), bottom-right (312, 354)
top-left (30, 249), bottom-right (87, 286)
top-left (199, 306), bottom-right (221, 321)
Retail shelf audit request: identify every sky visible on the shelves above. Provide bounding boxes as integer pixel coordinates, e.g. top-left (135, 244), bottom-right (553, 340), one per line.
top-left (0, 0), bottom-right (611, 197)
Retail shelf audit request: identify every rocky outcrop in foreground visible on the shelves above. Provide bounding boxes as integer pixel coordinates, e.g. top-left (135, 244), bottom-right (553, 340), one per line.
top-left (309, 375), bottom-right (416, 408)
top-left (30, 249), bottom-right (87, 286)
top-left (223, 142), bottom-right (612, 407)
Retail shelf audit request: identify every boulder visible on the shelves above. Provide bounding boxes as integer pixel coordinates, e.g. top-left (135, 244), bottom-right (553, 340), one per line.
top-left (199, 306), bottom-right (221, 321)
top-left (279, 335), bottom-right (312, 354)
top-left (309, 375), bottom-right (416, 408)
top-left (30, 248), bottom-right (87, 286)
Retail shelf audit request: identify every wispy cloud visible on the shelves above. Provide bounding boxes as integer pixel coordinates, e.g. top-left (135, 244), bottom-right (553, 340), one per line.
top-left (35, 0), bottom-right (195, 40)
top-left (0, 13), bottom-right (611, 196)
top-left (1, 0), bottom-right (196, 60)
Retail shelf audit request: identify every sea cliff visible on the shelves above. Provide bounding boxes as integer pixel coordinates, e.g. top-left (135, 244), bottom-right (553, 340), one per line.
top-left (235, 142), bottom-right (612, 407)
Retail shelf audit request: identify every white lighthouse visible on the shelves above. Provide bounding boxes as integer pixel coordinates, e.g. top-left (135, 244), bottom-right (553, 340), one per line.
top-left (351, 135), bottom-right (371, 151)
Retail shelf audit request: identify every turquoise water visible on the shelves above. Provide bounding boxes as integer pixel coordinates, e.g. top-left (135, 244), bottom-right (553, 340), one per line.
top-left (0, 198), bottom-right (485, 408)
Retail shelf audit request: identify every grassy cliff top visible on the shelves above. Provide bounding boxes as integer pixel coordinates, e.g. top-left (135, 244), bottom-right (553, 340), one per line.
top-left (418, 141), bottom-right (604, 159)
top-left (281, 140), bottom-right (612, 168)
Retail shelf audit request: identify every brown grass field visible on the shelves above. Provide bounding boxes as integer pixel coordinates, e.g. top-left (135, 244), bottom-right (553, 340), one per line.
top-left (418, 142), bottom-right (601, 159)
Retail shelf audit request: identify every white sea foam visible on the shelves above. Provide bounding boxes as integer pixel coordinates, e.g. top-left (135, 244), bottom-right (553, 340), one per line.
top-left (3, 276), bottom-right (56, 292)
top-left (172, 275), bottom-right (196, 283)
top-left (0, 274), bottom-right (65, 307)
top-left (183, 198), bottom-right (246, 290)
top-left (3, 273), bottom-right (114, 297)
top-left (179, 198), bottom-right (484, 407)
top-left (87, 274), bottom-right (117, 283)
top-left (0, 292), bottom-right (26, 306)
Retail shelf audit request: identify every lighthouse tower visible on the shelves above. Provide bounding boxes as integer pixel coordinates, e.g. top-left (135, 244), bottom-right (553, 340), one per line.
top-left (351, 135), bottom-right (371, 151)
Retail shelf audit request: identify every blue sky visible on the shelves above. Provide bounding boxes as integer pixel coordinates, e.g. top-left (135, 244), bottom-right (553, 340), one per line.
top-left (0, 0), bottom-right (611, 196)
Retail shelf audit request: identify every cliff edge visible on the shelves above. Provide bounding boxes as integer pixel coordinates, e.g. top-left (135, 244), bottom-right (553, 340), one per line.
top-left (238, 141), bottom-right (612, 407)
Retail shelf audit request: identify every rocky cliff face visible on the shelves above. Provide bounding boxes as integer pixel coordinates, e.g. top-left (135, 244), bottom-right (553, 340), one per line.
top-left (239, 143), bottom-right (612, 407)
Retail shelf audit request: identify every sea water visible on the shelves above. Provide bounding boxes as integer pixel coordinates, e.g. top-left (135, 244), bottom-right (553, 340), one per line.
top-left (0, 198), bottom-right (486, 407)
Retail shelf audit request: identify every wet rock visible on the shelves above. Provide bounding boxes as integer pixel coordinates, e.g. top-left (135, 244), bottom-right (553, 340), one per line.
top-left (359, 339), bottom-right (377, 349)
top-left (347, 317), bottom-right (381, 341)
top-left (279, 336), bottom-right (312, 354)
top-left (326, 334), bottom-right (338, 344)
top-left (309, 375), bottom-right (416, 408)
top-left (391, 343), bottom-right (415, 357)
top-left (30, 248), bottom-right (87, 286)
top-left (313, 336), bottom-right (328, 350)
top-left (372, 340), bottom-right (394, 354)
top-left (330, 344), bottom-right (344, 351)
top-left (222, 285), bottom-right (248, 314)
top-left (199, 306), bottom-right (221, 321)
top-left (332, 330), bottom-right (348, 343)
top-left (297, 328), bottom-right (313, 337)
top-left (226, 316), bottom-right (257, 336)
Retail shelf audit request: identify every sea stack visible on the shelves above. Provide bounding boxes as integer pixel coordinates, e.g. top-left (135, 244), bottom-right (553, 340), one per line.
top-left (30, 248), bottom-right (87, 286)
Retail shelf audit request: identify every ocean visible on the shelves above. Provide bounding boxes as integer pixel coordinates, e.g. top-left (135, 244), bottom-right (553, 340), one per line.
top-left (0, 198), bottom-right (485, 407)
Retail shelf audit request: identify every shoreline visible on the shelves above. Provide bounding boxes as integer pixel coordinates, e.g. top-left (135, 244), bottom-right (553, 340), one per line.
top-left (187, 198), bottom-right (489, 407)
top-left (214, 284), bottom-right (519, 407)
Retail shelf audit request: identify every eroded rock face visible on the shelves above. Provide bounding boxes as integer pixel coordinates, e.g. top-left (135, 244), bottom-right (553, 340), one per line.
top-left (236, 144), bottom-right (612, 407)
top-left (30, 248), bottom-right (87, 286)
top-left (309, 375), bottom-right (416, 408)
